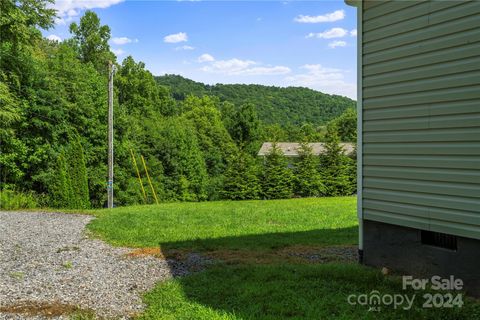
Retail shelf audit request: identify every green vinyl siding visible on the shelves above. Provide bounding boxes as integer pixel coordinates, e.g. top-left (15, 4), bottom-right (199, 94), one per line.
top-left (361, 0), bottom-right (480, 239)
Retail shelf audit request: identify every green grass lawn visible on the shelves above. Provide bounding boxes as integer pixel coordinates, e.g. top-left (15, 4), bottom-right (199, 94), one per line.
top-left (140, 264), bottom-right (479, 320)
top-left (88, 197), bottom-right (358, 251)
top-left (88, 197), bottom-right (480, 319)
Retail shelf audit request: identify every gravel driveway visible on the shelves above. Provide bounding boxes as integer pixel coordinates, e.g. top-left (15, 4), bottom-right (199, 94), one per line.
top-left (0, 211), bottom-right (184, 319)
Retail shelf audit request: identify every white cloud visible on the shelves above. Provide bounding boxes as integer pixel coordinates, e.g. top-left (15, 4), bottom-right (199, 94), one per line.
top-left (111, 48), bottom-right (125, 56)
top-left (328, 40), bottom-right (347, 48)
top-left (238, 66), bottom-right (291, 76)
top-left (111, 37), bottom-right (137, 45)
top-left (197, 53), bottom-right (215, 62)
top-left (46, 34), bottom-right (62, 42)
top-left (53, 15), bottom-right (73, 25)
top-left (350, 29), bottom-right (357, 37)
top-left (294, 10), bottom-right (345, 23)
top-left (285, 64), bottom-right (356, 99)
top-left (306, 27), bottom-right (348, 39)
top-left (49, 0), bottom-right (123, 25)
top-left (200, 57), bottom-right (290, 76)
top-left (164, 32), bottom-right (188, 43)
top-left (175, 45), bottom-right (195, 51)
top-left (202, 58), bottom-right (255, 74)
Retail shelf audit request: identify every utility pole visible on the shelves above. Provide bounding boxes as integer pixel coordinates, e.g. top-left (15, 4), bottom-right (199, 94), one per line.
top-left (107, 61), bottom-right (115, 208)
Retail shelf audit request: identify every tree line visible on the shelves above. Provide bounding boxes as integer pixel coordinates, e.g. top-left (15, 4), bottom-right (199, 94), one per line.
top-left (223, 138), bottom-right (356, 201)
top-left (0, 1), bottom-right (357, 209)
top-left (156, 74), bottom-right (356, 128)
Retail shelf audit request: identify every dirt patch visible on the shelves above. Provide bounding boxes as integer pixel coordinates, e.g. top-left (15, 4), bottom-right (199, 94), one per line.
top-left (126, 247), bottom-right (166, 259)
top-left (130, 245), bottom-right (358, 265)
top-left (0, 301), bottom-right (91, 318)
top-left (207, 245), bottom-right (358, 264)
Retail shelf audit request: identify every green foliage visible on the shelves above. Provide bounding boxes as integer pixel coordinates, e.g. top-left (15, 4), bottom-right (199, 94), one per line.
top-left (226, 103), bottom-right (261, 150)
top-left (327, 108), bottom-right (357, 142)
top-left (221, 151), bottom-right (261, 200)
top-left (261, 144), bottom-right (294, 199)
top-left (0, 189), bottom-right (42, 209)
top-left (116, 56), bottom-right (174, 117)
top-left (67, 137), bottom-right (90, 209)
top-left (261, 123), bottom-right (287, 142)
top-left (143, 117), bottom-right (208, 201)
top-left (294, 143), bottom-right (325, 197)
top-left (50, 150), bottom-right (73, 208)
top-left (1, 6), bottom-right (357, 207)
top-left (182, 96), bottom-right (237, 175)
top-left (0, 81), bottom-right (21, 125)
top-left (0, 0), bottom-right (55, 50)
top-left (49, 137), bottom-right (90, 209)
top-left (345, 155), bottom-right (357, 194)
top-left (155, 74), bottom-right (208, 100)
top-left (182, 96), bottom-right (239, 199)
top-left (69, 10), bottom-right (114, 72)
top-left (0, 82), bottom-right (27, 183)
top-left (156, 74), bottom-right (356, 127)
top-left (320, 131), bottom-right (354, 196)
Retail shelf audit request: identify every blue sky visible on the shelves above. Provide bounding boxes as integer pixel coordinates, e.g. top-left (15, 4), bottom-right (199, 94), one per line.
top-left (45, 1), bottom-right (357, 99)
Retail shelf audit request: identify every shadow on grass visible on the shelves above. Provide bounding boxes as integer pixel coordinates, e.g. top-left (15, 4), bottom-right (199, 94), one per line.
top-left (161, 226), bottom-right (358, 252)
top-left (137, 228), bottom-right (480, 320)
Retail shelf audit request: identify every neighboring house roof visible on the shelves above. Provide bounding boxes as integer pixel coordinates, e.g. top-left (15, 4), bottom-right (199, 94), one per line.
top-left (257, 142), bottom-right (355, 157)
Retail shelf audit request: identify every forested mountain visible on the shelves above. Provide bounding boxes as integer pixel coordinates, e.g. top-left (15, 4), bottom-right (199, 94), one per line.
top-left (1, 1), bottom-right (356, 209)
top-left (156, 74), bottom-right (356, 127)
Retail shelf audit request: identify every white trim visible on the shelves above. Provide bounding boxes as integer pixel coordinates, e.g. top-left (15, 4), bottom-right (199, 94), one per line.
top-left (356, 1), bottom-right (364, 251)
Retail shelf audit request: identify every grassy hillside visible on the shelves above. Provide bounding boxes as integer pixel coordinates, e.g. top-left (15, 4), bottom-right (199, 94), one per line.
top-left (156, 74), bottom-right (356, 127)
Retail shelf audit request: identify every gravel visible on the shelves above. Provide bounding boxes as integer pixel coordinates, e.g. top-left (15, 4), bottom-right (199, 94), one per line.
top-left (0, 211), bottom-right (189, 319)
top-left (287, 245), bottom-right (358, 263)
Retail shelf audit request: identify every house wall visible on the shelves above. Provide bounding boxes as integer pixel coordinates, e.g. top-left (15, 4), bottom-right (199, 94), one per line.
top-left (361, 0), bottom-right (480, 240)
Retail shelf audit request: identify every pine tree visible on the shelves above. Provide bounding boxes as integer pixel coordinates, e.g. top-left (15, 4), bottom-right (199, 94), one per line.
top-left (50, 150), bottom-right (72, 208)
top-left (345, 156), bottom-right (357, 194)
top-left (320, 131), bottom-right (352, 196)
top-left (221, 151), bottom-right (261, 200)
top-left (294, 142), bottom-right (325, 197)
top-left (262, 143), bottom-right (294, 199)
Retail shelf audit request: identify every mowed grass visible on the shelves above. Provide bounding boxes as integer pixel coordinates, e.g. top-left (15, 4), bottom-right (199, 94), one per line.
top-left (139, 264), bottom-right (480, 320)
top-left (87, 197), bottom-right (480, 319)
top-left (88, 197), bottom-right (358, 251)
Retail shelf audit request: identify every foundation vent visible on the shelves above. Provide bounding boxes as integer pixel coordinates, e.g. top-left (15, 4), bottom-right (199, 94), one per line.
top-left (421, 230), bottom-right (457, 251)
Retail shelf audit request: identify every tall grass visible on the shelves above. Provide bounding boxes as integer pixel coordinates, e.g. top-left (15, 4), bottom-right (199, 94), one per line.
top-left (0, 189), bottom-right (46, 210)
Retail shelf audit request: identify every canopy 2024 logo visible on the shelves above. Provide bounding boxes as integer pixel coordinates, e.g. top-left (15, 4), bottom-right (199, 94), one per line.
top-left (347, 275), bottom-right (464, 312)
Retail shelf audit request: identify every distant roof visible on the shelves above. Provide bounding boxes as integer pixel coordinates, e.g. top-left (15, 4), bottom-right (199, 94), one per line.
top-left (258, 142), bottom-right (355, 157)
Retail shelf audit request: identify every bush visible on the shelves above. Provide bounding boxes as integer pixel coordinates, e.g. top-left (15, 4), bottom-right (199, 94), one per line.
top-left (0, 189), bottom-right (45, 210)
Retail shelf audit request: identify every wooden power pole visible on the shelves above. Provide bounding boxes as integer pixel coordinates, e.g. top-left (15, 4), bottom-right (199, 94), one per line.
top-left (107, 61), bottom-right (115, 208)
